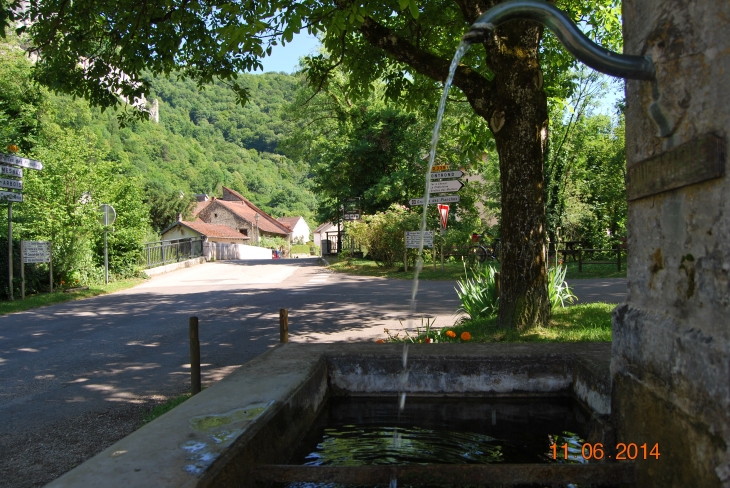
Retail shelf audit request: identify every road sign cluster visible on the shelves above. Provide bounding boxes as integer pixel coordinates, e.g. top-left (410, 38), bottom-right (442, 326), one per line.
top-left (409, 168), bottom-right (464, 206)
top-left (0, 152), bottom-right (44, 203)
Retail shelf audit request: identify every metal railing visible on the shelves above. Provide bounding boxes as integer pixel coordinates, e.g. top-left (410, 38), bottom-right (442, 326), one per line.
top-left (143, 237), bottom-right (204, 269)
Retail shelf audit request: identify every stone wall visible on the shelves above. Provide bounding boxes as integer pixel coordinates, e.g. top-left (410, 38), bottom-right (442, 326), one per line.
top-left (614, 1), bottom-right (729, 486)
top-left (198, 201), bottom-right (253, 238)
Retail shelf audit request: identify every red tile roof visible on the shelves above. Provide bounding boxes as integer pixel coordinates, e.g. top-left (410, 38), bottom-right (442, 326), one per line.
top-left (277, 216), bottom-right (302, 230)
top-left (179, 220), bottom-right (249, 239)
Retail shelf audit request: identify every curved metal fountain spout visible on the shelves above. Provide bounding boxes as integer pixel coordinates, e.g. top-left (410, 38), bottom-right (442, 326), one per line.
top-left (464, 0), bottom-right (655, 81)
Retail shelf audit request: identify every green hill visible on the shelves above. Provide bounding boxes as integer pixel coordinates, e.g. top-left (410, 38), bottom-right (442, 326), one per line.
top-left (48, 70), bottom-right (316, 229)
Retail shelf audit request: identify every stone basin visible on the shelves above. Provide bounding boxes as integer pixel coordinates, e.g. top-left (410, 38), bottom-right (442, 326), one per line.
top-left (46, 342), bottom-right (613, 487)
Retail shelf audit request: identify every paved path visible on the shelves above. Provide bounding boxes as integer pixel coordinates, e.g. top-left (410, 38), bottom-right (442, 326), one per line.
top-left (0, 258), bottom-right (466, 487)
top-left (567, 278), bottom-right (627, 304)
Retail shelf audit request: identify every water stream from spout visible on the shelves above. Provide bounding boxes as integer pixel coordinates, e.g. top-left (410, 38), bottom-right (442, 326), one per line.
top-left (390, 40), bottom-right (473, 488)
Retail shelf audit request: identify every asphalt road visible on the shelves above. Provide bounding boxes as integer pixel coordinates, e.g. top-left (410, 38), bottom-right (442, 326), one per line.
top-left (0, 259), bottom-right (625, 486)
top-left (0, 259), bottom-right (462, 437)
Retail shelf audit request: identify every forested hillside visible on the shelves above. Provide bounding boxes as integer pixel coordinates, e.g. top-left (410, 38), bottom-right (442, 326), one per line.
top-left (0, 36), bottom-right (317, 295)
top-left (86, 73), bottom-right (317, 227)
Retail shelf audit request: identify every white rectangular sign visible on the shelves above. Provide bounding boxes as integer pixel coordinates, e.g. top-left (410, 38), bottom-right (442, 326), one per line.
top-left (405, 231), bottom-right (434, 248)
top-left (23, 241), bottom-right (51, 263)
top-left (428, 180), bottom-right (464, 193)
top-left (0, 165), bottom-right (22, 178)
top-left (343, 213), bottom-right (360, 220)
top-left (409, 195), bottom-right (461, 206)
top-left (0, 190), bottom-right (23, 202)
top-left (0, 178), bottom-right (22, 190)
top-left (0, 153), bottom-right (43, 170)
top-left (430, 171), bottom-right (464, 179)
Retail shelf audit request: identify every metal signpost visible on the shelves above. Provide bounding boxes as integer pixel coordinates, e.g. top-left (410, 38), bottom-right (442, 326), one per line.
top-left (21, 240), bottom-right (52, 299)
top-left (0, 151), bottom-right (43, 300)
top-left (99, 204), bottom-right (117, 284)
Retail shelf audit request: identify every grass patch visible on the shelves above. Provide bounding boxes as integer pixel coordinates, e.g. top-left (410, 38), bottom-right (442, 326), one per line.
top-left (383, 302), bottom-right (614, 343)
top-left (0, 278), bottom-right (145, 316)
top-left (327, 256), bottom-right (626, 281)
top-left (325, 256), bottom-right (492, 281)
top-left (563, 261), bottom-right (626, 279)
top-left (141, 392), bottom-right (193, 425)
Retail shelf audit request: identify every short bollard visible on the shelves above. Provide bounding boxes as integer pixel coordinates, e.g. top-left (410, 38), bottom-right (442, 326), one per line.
top-left (189, 316), bottom-right (201, 395)
top-left (280, 309), bottom-right (289, 343)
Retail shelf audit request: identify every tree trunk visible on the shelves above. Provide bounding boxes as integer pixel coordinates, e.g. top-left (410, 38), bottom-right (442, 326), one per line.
top-left (359, 12), bottom-right (551, 330)
top-left (484, 20), bottom-right (551, 330)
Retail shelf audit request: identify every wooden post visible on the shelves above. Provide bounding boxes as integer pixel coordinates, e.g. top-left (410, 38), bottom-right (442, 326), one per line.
top-left (20, 241), bottom-right (24, 300)
top-left (433, 231), bottom-right (437, 271)
top-left (495, 271), bottom-right (501, 298)
top-left (189, 316), bottom-right (201, 395)
top-left (617, 245), bottom-right (622, 271)
top-left (279, 309), bottom-right (289, 343)
top-left (440, 229), bottom-right (445, 272)
top-left (578, 249), bottom-right (583, 273)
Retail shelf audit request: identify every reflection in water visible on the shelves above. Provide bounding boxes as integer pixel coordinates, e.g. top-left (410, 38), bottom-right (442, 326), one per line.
top-left (285, 397), bottom-right (590, 488)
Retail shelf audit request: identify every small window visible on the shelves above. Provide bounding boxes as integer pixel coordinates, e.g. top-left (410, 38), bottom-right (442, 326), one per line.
top-left (214, 213), bottom-right (218, 218)
top-left (240, 229), bottom-right (248, 236)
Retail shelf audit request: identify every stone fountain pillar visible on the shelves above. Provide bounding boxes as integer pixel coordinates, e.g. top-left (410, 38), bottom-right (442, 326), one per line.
top-left (613, 1), bottom-right (729, 486)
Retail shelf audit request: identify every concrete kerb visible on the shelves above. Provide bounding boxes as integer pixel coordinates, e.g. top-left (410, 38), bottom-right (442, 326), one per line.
top-left (46, 342), bottom-right (612, 488)
top-left (144, 256), bottom-right (208, 278)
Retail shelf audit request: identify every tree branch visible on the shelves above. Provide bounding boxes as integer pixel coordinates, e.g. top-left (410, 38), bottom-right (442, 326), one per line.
top-left (358, 16), bottom-right (495, 119)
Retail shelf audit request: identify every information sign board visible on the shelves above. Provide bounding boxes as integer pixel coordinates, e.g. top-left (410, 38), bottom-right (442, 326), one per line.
top-left (409, 195), bottom-right (460, 206)
top-left (343, 213), bottom-right (360, 220)
top-left (0, 153), bottom-right (44, 170)
top-left (405, 231), bottom-right (434, 248)
top-left (22, 240), bottom-right (51, 263)
top-left (0, 190), bottom-right (22, 202)
top-left (429, 180), bottom-right (464, 193)
top-left (0, 165), bottom-right (22, 178)
top-left (0, 178), bottom-right (22, 191)
top-left (430, 171), bottom-right (464, 179)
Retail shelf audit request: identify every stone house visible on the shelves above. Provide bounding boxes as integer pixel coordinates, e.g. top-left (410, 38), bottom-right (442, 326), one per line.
top-left (195, 186), bottom-right (292, 243)
top-left (160, 219), bottom-right (272, 260)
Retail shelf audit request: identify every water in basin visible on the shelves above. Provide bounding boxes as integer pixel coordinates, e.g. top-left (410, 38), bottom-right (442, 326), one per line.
top-left (284, 396), bottom-right (590, 487)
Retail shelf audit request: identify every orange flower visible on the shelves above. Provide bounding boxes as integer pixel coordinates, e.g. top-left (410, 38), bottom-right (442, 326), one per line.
top-left (375, 339), bottom-right (385, 344)
top-left (424, 337), bottom-right (431, 343)
top-left (7, 144), bottom-right (19, 153)
top-left (460, 332), bottom-right (472, 341)
top-left (445, 330), bottom-right (456, 338)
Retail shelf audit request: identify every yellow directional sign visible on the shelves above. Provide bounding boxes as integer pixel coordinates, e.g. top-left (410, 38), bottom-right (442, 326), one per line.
top-left (431, 165), bottom-right (448, 172)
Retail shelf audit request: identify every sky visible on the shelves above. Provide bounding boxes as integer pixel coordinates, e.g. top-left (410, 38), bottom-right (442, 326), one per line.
top-left (254, 33), bottom-right (321, 74)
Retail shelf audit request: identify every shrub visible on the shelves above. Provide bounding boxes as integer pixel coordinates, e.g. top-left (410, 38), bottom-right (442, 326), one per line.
top-left (346, 204), bottom-right (420, 267)
top-left (454, 262), bottom-right (499, 321)
top-left (548, 265), bottom-right (578, 309)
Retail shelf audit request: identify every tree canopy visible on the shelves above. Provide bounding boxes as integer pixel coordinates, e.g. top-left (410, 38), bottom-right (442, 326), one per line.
top-left (2, 0), bottom-right (623, 329)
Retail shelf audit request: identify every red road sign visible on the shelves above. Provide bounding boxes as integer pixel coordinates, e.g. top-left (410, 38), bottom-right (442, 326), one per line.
top-left (438, 204), bottom-right (449, 229)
